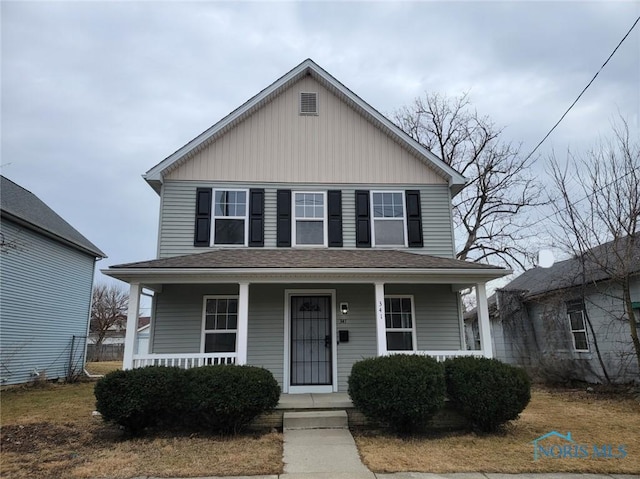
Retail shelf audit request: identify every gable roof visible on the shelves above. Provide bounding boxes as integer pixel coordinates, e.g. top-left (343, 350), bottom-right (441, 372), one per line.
top-left (464, 236), bottom-right (639, 320)
top-left (0, 175), bottom-right (106, 258)
top-left (143, 59), bottom-right (467, 195)
top-left (502, 236), bottom-right (639, 299)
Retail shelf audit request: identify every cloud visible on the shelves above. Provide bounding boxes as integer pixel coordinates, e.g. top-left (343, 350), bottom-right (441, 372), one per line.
top-left (1, 1), bottom-right (638, 274)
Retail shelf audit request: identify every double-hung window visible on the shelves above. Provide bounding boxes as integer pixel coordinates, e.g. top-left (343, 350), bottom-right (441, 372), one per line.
top-left (213, 190), bottom-right (248, 245)
top-left (293, 192), bottom-right (326, 246)
top-left (202, 297), bottom-right (238, 353)
top-left (371, 191), bottom-right (407, 246)
top-left (385, 296), bottom-right (416, 351)
top-left (566, 300), bottom-right (589, 352)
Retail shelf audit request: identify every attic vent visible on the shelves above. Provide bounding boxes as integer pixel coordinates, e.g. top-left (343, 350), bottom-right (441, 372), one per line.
top-left (299, 92), bottom-right (318, 115)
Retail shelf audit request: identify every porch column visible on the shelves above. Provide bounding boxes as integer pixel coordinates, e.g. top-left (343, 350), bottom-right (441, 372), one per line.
top-left (236, 282), bottom-right (249, 365)
top-left (123, 282), bottom-right (141, 370)
top-left (375, 282), bottom-right (387, 356)
top-left (476, 282), bottom-right (493, 358)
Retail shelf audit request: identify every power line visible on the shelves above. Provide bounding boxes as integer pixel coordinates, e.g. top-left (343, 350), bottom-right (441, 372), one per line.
top-left (537, 162), bottom-right (640, 225)
top-left (524, 15), bottom-right (640, 163)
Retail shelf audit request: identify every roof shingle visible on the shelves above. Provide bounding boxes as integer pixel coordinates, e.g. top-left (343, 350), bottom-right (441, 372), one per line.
top-left (1, 175), bottom-right (106, 258)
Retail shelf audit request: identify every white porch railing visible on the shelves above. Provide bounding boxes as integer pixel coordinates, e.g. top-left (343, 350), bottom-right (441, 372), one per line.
top-left (132, 353), bottom-right (236, 369)
top-left (387, 350), bottom-right (488, 362)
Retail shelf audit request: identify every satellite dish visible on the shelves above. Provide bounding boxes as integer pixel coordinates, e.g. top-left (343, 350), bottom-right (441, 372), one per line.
top-left (538, 249), bottom-right (555, 268)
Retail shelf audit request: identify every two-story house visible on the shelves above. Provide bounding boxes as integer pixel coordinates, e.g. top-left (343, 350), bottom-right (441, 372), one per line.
top-left (104, 59), bottom-right (509, 394)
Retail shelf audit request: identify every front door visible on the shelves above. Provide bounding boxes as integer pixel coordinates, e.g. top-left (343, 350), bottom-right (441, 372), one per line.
top-left (290, 295), bottom-right (332, 389)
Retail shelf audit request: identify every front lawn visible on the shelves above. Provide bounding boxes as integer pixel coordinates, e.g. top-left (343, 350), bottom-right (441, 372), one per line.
top-left (84, 361), bottom-right (122, 376)
top-left (354, 387), bottom-right (640, 474)
top-left (1, 381), bottom-right (283, 479)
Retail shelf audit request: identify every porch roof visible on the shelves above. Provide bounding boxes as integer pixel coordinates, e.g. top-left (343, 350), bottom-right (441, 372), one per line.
top-left (103, 249), bottom-right (510, 286)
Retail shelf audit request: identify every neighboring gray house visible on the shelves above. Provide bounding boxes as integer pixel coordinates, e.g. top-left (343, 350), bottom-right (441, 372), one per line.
top-left (1, 176), bottom-right (105, 385)
top-left (104, 59), bottom-right (509, 394)
top-left (465, 237), bottom-right (640, 384)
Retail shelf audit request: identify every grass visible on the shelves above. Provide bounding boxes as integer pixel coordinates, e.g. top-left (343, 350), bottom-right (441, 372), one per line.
top-left (84, 361), bottom-right (122, 376)
top-left (354, 387), bottom-right (640, 474)
top-left (1, 381), bottom-right (283, 479)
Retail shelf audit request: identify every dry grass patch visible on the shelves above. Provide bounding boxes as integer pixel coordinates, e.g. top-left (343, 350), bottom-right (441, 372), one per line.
top-left (85, 361), bottom-right (122, 376)
top-left (1, 381), bottom-right (283, 479)
top-left (354, 388), bottom-right (640, 474)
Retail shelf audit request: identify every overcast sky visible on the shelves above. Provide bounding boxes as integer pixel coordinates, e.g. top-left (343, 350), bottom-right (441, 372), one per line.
top-left (2, 1), bottom-right (639, 291)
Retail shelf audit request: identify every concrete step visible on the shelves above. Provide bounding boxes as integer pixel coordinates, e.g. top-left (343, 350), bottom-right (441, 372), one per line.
top-left (283, 410), bottom-right (348, 430)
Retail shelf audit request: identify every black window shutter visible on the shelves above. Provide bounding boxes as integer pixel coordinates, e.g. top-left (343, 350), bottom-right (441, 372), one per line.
top-left (405, 190), bottom-right (423, 248)
top-left (194, 188), bottom-right (212, 247)
top-left (327, 190), bottom-right (343, 247)
top-left (355, 190), bottom-right (371, 248)
top-left (276, 189), bottom-right (291, 247)
top-left (248, 189), bottom-right (265, 247)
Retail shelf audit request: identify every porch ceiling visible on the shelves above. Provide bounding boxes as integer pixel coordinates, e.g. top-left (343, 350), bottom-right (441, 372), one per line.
top-left (102, 249), bottom-right (510, 287)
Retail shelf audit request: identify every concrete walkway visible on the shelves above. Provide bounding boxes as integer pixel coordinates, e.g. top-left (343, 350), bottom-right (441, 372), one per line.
top-left (282, 427), bottom-right (375, 478)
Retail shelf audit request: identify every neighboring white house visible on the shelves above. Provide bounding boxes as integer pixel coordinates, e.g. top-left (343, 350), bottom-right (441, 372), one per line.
top-left (465, 236), bottom-right (640, 384)
top-left (1, 176), bottom-right (106, 385)
top-left (103, 59), bottom-right (509, 394)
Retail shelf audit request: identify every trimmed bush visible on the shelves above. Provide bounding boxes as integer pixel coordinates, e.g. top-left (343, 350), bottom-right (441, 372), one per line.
top-left (94, 366), bottom-right (186, 435)
top-left (445, 356), bottom-right (531, 432)
top-left (348, 354), bottom-right (445, 434)
top-left (94, 365), bottom-right (280, 436)
top-left (184, 365), bottom-right (280, 434)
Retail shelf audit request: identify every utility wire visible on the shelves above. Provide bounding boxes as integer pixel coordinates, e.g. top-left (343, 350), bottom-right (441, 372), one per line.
top-left (537, 163), bottom-right (640, 225)
top-left (524, 15), bottom-right (640, 163)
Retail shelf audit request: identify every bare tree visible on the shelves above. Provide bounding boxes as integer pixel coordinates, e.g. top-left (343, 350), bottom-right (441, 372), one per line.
top-left (394, 92), bottom-right (544, 270)
top-left (90, 283), bottom-right (128, 361)
top-left (549, 117), bottom-right (640, 375)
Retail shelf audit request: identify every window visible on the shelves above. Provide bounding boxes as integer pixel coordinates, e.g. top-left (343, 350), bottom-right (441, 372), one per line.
top-left (385, 296), bottom-right (416, 351)
top-left (293, 192), bottom-right (326, 246)
top-left (566, 300), bottom-right (589, 352)
top-left (213, 190), bottom-right (247, 245)
top-left (371, 191), bottom-right (406, 246)
top-left (202, 297), bottom-right (238, 353)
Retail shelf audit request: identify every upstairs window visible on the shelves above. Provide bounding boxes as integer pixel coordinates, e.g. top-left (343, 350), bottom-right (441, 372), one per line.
top-left (202, 297), bottom-right (238, 353)
top-left (371, 191), bottom-right (407, 246)
top-left (213, 190), bottom-right (248, 245)
top-left (385, 296), bottom-right (416, 351)
top-left (293, 192), bottom-right (327, 246)
top-left (567, 299), bottom-right (589, 352)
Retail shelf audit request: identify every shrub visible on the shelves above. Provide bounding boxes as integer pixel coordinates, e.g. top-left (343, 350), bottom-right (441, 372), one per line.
top-left (184, 365), bottom-right (280, 434)
top-left (94, 366), bottom-right (186, 435)
top-left (94, 365), bottom-right (280, 436)
top-left (445, 356), bottom-right (531, 432)
top-left (348, 354), bottom-right (445, 434)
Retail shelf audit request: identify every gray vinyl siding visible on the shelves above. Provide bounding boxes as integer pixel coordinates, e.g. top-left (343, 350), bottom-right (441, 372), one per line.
top-left (246, 284), bottom-right (285, 386)
top-left (421, 185), bottom-right (456, 257)
top-left (505, 280), bottom-right (640, 383)
top-left (151, 282), bottom-right (462, 391)
top-left (158, 180), bottom-right (454, 257)
top-left (335, 284), bottom-right (377, 391)
top-left (152, 284), bottom-right (239, 353)
top-left (385, 284), bottom-right (463, 350)
top-left (0, 219), bottom-right (96, 385)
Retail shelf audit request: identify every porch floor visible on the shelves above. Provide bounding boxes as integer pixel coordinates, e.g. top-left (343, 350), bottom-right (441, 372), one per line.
top-left (277, 393), bottom-right (352, 410)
